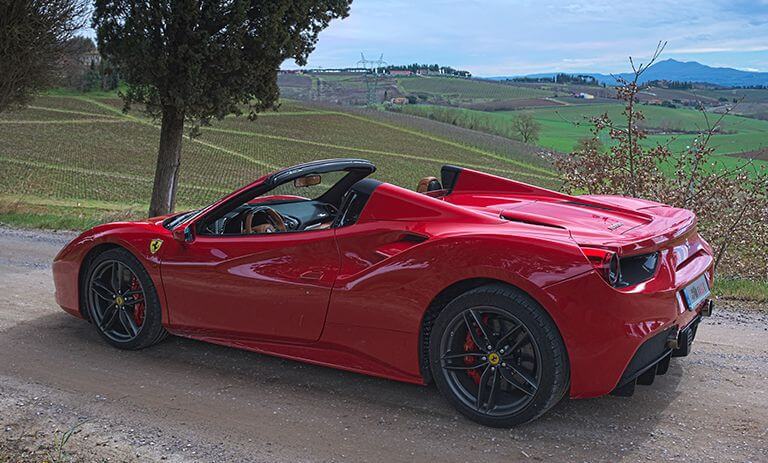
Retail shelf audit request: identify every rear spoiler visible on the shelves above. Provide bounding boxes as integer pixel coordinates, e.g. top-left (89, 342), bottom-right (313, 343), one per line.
top-left (606, 212), bottom-right (697, 256)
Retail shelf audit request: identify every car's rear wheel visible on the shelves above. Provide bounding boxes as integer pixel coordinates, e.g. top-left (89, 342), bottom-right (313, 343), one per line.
top-left (429, 283), bottom-right (568, 427)
top-left (84, 248), bottom-right (167, 350)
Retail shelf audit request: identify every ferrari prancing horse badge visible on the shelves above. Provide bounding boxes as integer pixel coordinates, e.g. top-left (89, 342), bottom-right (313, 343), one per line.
top-left (149, 238), bottom-right (163, 254)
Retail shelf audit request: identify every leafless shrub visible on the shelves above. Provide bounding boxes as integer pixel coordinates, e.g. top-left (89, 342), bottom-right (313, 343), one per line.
top-left (554, 42), bottom-right (768, 279)
top-left (511, 113), bottom-right (542, 144)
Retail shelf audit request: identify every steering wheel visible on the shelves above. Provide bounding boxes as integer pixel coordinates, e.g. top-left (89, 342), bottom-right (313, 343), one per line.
top-left (244, 206), bottom-right (288, 234)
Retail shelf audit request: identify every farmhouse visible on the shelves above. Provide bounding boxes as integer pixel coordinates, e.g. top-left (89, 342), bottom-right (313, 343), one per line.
top-left (389, 69), bottom-right (413, 76)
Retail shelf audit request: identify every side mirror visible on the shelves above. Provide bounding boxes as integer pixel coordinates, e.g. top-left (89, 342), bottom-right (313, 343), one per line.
top-left (172, 224), bottom-right (194, 243)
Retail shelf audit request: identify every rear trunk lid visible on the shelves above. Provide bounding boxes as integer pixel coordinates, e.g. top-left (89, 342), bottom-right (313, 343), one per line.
top-left (441, 192), bottom-right (695, 256)
top-left (498, 196), bottom-right (695, 255)
top-left (440, 166), bottom-right (697, 256)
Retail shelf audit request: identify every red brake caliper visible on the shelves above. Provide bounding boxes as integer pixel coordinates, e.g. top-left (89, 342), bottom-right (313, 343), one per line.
top-left (463, 334), bottom-right (481, 384)
top-left (129, 277), bottom-right (144, 326)
top-left (463, 314), bottom-right (490, 385)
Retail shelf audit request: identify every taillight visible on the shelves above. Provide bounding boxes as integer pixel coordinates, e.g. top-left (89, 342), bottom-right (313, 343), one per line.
top-left (581, 247), bottom-right (621, 286)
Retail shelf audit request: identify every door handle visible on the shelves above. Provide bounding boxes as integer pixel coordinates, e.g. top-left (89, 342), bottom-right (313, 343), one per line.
top-left (299, 270), bottom-right (324, 280)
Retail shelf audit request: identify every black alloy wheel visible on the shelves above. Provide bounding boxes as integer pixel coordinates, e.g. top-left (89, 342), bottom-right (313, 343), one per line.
top-left (87, 259), bottom-right (146, 342)
top-left (440, 307), bottom-right (541, 416)
top-left (84, 248), bottom-right (167, 349)
top-left (429, 284), bottom-right (569, 427)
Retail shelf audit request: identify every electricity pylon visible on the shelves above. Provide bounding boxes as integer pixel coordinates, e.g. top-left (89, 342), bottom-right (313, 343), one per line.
top-left (357, 53), bottom-right (387, 106)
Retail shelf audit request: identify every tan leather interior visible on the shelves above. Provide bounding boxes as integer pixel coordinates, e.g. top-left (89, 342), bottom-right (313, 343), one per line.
top-left (252, 223), bottom-right (277, 234)
top-left (243, 211), bottom-right (258, 233)
top-left (416, 176), bottom-right (439, 193)
top-left (266, 208), bottom-right (288, 232)
top-left (244, 207), bottom-right (288, 234)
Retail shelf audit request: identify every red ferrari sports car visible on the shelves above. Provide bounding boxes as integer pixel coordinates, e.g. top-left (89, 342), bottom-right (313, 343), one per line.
top-left (53, 159), bottom-right (714, 426)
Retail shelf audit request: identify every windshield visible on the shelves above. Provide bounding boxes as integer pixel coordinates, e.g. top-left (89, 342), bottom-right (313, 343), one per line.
top-left (266, 170), bottom-right (349, 200)
top-left (163, 209), bottom-right (201, 230)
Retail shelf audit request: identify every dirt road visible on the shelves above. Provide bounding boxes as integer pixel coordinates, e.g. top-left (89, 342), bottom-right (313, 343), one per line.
top-left (0, 226), bottom-right (766, 462)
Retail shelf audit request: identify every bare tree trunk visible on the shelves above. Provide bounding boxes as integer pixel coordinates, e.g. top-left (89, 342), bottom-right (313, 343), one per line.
top-left (148, 106), bottom-right (184, 217)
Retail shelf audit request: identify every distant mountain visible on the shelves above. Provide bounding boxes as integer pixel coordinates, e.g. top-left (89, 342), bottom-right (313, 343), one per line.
top-left (489, 59), bottom-right (768, 88)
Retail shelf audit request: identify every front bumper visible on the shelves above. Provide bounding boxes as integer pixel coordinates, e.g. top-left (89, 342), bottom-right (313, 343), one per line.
top-left (53, 258), bottom-right (83, 319)
top-left (611, 311), bottom-right (705, 396)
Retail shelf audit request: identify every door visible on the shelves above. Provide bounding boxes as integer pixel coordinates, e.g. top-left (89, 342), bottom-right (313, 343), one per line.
top-left (160, 229), bottom-right (340, 342)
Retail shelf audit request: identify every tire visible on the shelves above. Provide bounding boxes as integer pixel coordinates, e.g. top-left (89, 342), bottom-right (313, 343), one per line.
top-left (83, 247), bottom-right (168, 350)
top-left (429, 283), bottom-right (569, 427)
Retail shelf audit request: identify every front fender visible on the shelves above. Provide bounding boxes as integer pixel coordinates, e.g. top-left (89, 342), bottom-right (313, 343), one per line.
top-left (52, 221), bottom-right (173, 323)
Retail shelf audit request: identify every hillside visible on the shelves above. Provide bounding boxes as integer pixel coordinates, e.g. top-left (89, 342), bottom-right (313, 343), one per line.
top-left (603, 60), bottom-right (768, 87)
top-left (494, 59), bottom-right (768, 88)
top-left (286, 70), bottom-right (768, 121)
top-left (397, 77), bottom-right (549, 103)
top-left (0, 95), bottom-right (557, 227)
top-left (395, 103), bottom-right (768, 169)
top-left (278, 72), bottom-right (555, 106)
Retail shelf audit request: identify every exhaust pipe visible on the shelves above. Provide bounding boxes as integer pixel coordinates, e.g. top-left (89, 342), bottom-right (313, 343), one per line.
top-left (666, 327), bottom-right (680, 350)
top-left (701, 299), bottom-right (714, 317)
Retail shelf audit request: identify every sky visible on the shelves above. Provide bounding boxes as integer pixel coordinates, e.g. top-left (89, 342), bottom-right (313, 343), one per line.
top-left (280, 0), bottom-right (768, 76)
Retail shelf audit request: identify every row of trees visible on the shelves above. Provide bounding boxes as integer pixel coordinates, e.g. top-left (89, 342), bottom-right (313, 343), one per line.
top-left (510, 73), bottom-right (603, 86)
top-left (385, 63), bottom-right (471, 77)
top-left (644, 79), bottom-right (695, 90)
top-left (1, 0), bottom-right (353, 216)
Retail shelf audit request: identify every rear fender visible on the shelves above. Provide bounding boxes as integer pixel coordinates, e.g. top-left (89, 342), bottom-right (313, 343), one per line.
top-left (324, 232), bottom-right (591, 379)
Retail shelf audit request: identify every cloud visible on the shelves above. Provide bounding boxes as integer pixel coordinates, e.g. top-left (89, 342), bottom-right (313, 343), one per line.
top-left (79, 0), bottom-right (767, 74)
top-left (292, 0), bottom-right (768, 74)
top-left (667, 44), bottom-right (768, 54)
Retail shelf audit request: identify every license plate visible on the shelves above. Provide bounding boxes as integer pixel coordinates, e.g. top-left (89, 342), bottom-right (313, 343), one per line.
top-left (682, 274), bottom-right (710, 311)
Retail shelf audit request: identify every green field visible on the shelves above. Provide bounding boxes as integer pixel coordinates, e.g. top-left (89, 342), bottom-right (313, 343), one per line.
top-left (0, 95), bottom-right (557, 223)
top-left (397, 103), bottom-right (768, 165)
top-left (521, 103), bottom-right (768, 155)
top-left (397, 77), bottom-right (551, 102)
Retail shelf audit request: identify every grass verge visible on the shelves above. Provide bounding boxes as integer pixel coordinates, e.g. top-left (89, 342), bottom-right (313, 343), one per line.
top-left (714, 278), bottom-right (768, 303)
top-left (0, 198), bottom-right (144, 231)
top-left (0, 210), bottom-right (108, 231)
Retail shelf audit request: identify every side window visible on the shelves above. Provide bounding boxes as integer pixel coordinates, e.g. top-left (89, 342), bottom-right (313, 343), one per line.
top-left (198, 171), bottom-right (353, 236)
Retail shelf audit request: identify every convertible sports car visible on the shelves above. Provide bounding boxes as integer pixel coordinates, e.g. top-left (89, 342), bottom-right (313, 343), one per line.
top-left (53, 159), bottom-right (714, 426)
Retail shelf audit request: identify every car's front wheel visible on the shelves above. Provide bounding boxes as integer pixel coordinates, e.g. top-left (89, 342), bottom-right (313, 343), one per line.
top-left (84, 248), bottom-right (167, 350)
top-left (429, 283), bottom-right (569, 427)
